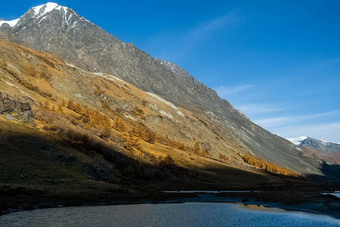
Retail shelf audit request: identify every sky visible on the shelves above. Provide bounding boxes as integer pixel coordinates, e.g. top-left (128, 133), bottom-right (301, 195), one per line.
top-left (1, 0), bottom-right (340, 142)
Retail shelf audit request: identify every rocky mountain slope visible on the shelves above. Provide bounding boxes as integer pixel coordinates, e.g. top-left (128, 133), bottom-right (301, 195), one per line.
top-left (2, 36), bottom-right (308, 211)
top-left (0, 2), bottom-right (324, 176)
top-left (0, 37), bottom-right (261, 179)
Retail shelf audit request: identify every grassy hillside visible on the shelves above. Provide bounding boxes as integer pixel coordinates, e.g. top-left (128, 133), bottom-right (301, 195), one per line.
top-left (0, 38), bottom-right (322, 212)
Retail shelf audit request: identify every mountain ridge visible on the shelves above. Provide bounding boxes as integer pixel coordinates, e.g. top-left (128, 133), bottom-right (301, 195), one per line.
top-left (0, 2), bottom-right (323, 175)
top-left (287, 136), bottom-right (340, 153)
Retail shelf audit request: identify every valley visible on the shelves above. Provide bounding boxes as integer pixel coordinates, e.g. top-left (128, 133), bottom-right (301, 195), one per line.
top-left (0, 2), bottom-right (339, 220)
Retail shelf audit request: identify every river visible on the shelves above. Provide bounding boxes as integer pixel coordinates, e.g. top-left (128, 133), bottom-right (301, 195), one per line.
top-left (1, 202), bottom-right (340, 226)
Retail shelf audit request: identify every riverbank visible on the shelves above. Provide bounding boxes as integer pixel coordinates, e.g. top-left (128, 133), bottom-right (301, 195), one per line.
top-left (1, 182), bottom-right (340, 219)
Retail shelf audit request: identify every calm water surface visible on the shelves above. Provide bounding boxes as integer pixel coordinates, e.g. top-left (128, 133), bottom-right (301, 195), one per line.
top-left (1, 202), bottom-right (339, 227)
top-left (323, 191), bottom-right (340, 198)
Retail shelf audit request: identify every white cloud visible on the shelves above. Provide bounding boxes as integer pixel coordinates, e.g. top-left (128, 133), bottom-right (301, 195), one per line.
top-left (188, 9), bottom-right (240, 39)
top-left (253, 111), bottom-right (339, 128)
top-left (236, 103), bottom-right (284, 115)
top-left (143, 9), bottom-right (241, 63)
top-left (172, 9), bottom-right (241, 61)
top-left (215, 84), bottom-right (252, 98)
top-left (254, 117), bottom-right (290, 128)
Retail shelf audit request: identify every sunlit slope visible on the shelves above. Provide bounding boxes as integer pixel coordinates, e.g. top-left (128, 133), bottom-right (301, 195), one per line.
top-left (0, 38), bottom-right (258, 174)
top-left (0, 3), bottom-right (324, 176)
top-left (0, 37), bottom-right (325, 182)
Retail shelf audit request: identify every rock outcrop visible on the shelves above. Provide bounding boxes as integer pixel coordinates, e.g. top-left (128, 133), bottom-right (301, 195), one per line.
top-left (0, 92), bottom-right (33, 123)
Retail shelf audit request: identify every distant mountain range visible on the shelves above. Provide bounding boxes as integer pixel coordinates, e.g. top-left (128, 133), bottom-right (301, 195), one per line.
top-left (286, 136), bottom-right (340, 153)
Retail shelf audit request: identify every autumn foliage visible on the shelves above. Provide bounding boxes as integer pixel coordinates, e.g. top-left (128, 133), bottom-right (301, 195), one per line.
top-left (122, 133), bottom-right (140, 151)
top-left (193, 142), bottom-right (210, 158)
top-left (219, 153), bottom-right (229, 161)
top-left (242, 154), bottom-right (300, 177)
top-left (159, 155), bottom-right (175, 167)
top-left (169, 139), bottom-right (188, 150)
top-left (113, 117), bottom-right (127, 131)
top-left (132, 125), bottom-right (156, 144)
top-left (36, 98), bottom-right (217, 169)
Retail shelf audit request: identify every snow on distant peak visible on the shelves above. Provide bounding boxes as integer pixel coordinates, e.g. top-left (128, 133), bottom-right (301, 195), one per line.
top-left (286, 136), bottom-right (308, 145)
top-left (0, 18), bottom-right (20, 27)
top-left (320, 137), bottom-right (332, 145)
top-left (32, 2), bottom-right (66, 18)
top-left (321, 138), bottom-right (330, 143)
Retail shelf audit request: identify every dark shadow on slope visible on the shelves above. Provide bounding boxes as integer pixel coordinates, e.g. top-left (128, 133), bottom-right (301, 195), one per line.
top-left (0, 130), bottom-right (301, 191)
top-left (1, 133), bottom-right (167, 183)
top-left (2, 129), bottom-right (339, 214)
top-left (306, 162), bottom-right (340, 182)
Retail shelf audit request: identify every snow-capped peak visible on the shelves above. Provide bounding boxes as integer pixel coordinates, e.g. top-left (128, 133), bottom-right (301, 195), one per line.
top-left (285, 136), bottom-right (308, 145)
top-left (0, 2), bottom-right (68, 28)
top-left (32, 2), bottom-right (66, 18)
top-left (0, 18), bottom-right (20, 27)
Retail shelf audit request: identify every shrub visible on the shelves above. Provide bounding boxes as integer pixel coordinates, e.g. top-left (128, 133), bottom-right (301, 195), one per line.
top-left (113, 117), bottom-right (127, 131)
top-left (102, 100), bottom-right (110, 110)
top-left (123, 134), bottom-right (140, 151)
top-left (194, 142), bottom-right (200, 154)
top-left (219, 153), bottom-right (229, 161)
top-left (26, 67), bottom-right (36, 77)
top-left (132, 125), bottom-right (156, 144)
top-left (100, 127), bottom-right (111, 139)
top-left (134, 107), bottom-right (144, 117)
top-left (159, 155), bottom-right (175, 167)
top-left (57, 103), bottom-right (63, 113)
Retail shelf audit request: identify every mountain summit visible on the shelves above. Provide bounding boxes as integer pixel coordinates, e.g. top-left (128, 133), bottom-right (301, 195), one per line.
top-left (0, 3), bottom-right (72, 28)
top-left (31, 2), bottom-right (66, 17)
top-left (0, 2), bottom-right (323, 175)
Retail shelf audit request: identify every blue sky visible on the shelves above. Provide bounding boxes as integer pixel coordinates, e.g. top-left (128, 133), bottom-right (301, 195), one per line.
top-left (1, 0), bottom-right (340, 142)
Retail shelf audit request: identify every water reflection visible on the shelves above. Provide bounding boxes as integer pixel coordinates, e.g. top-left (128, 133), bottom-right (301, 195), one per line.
top-left (1, 202), bottom-right (339, 227)
top-left (237, 203), bottom-right (286, 213)
top-left (322, 191), bottom-right (340, 198)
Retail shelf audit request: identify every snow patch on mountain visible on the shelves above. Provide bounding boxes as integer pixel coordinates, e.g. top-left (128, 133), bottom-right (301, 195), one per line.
top-left (148, 92), bottom-right (177, 110)
top-left (0, 2), bottom-right (76, 29)
top-left (321, 138), bottom-right (330, 144)
top-left (286, 136), bottom-right (308, 145)
top-left (32, 2), bottom-right (65, 18)
top-left (0, 18), bottom-right (20, 27)
top-left (159, 110), bottom-right (174, 119)
top-left (147, 92), bottom-right (185, 117)
top-left (286, 136), bottom-right (340, 149)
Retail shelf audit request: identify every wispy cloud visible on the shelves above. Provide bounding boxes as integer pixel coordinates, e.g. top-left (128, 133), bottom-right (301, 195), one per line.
top-left (171, 9), bottom-right (241, 61)
top-left (144, 9), bottom-right (241, 62)
top-left (272, 122), bottom-right (340, 143)
top-left (253, 111), bottom-right (340, 129)
top-left (215, 84), bottom-right (252, 98)
top-left (236, 103), bottom-right (285, 115)
top-left (186, 9), bottom-right (240, 41)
